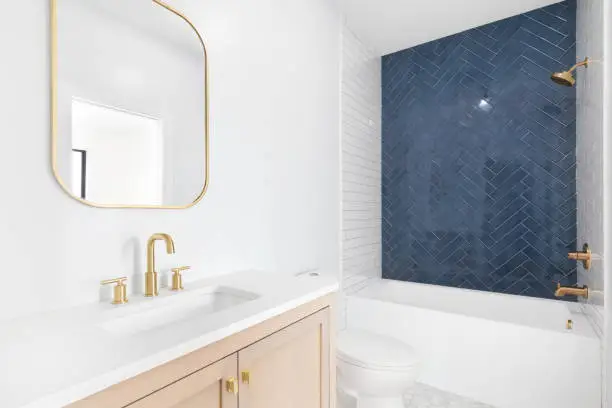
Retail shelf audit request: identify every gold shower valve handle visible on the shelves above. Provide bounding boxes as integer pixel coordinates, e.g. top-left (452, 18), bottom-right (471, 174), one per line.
top-left (100, 277), bottom-right (129, 305)
top-left (568, 252), bottom-right (589, 261)
top-left (171, 266), bottom-right (191, 291)
top-left (568, 243), bottom-right (591, 270)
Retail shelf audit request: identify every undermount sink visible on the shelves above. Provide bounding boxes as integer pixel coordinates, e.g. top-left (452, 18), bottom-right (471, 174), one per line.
top-left (99, 286), bottom-right (259, 335)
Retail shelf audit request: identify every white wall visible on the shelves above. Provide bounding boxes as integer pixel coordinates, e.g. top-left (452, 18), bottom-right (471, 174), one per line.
top-left (604, 0), bottom-right (612, 405)
top-left (575, 3), bottom-right (610, 407)
top-left (340, 24), bottom-right (382, 327)
top-left (0, 0), bottom-right (341, 321)
top-left (577, 0), bottom-right (605, 336)
top-left (339, 0), bottom-right (564, 55)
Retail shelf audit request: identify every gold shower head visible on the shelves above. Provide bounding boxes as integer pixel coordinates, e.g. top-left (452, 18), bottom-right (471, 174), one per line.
top-left (551, 57), bottom-right (590, 87)
top-left (551, 70), bottom-right (576, 87)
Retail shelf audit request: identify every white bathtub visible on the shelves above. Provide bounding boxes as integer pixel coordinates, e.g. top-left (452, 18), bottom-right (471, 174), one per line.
top-left (346, 279), bottom-right (601, 408)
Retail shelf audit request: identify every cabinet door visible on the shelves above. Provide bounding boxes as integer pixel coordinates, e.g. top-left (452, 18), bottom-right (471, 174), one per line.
top-left (127, 354), bottom-right (238, 408)
top-left (238, 308), bottom-right (332, 408)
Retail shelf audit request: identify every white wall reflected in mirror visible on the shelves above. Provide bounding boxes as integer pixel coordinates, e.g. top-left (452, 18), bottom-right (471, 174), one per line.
top-left (71, 99), bottom-right (164, 206)
top-left (53, 0), bottom-right (207, 208)
top-left (71, 148), bottom-right (85, 199)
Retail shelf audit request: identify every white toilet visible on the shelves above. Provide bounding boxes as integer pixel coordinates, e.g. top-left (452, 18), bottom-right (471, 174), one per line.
top-left (337, 330), bottom-right (419, 408)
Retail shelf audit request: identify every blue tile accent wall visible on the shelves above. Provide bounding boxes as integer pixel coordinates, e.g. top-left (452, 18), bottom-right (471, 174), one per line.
top-left (382, 1), bottom-right (577, 299)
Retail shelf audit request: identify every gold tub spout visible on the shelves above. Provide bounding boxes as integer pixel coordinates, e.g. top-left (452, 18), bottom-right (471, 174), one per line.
top-left (555, 283), bottom-right (588, 299)
top-left (145, 233), bottom-right (176, 297)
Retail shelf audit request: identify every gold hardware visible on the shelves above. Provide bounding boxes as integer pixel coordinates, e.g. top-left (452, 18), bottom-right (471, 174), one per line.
top-left (566, 319), bottom-right (574, 330)
top-left (50, 0), bottom-right (210, 209)
top-left (568, 243), bottom-right (592, 270)
top-left (226, 377), bottom-right (238, 395)
top-left (241, 371), bottom-right (251, 385)
top-left (101, 277), bottom-right (129, 305)
top-left (171, 266), bottom-right (191, 291)
top-left (145, 233), bottom-right (176, 297)
top-left (555, 283), bottom-right (589, 299)
top-left (551, 57), bottom-right (590, 87)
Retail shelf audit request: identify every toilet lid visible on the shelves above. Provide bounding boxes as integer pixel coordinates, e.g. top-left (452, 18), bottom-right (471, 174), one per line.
top-left (337, 330), bottom-right (418, 370)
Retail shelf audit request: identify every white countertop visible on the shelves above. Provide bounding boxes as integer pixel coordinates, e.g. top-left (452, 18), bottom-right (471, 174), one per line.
top-left (0, 271), bottom-right (339, 408)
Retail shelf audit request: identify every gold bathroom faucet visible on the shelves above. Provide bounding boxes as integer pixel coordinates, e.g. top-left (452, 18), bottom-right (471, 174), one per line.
top-left (554, 283), bottom-right (588, 299)
top-left (145, 233), bottom-right (176, 297)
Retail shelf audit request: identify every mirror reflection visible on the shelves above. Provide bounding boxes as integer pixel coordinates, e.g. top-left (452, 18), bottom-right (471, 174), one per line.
top-left (52, 0), bottom-right (208, 208)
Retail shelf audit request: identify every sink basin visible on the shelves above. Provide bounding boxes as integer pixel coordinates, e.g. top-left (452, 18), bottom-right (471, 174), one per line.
top-left (99, 286), bottom-right (259, 335)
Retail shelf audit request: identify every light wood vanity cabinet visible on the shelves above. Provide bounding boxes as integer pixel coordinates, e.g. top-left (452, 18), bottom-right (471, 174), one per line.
top-left (69, 295), bottom-right (334, 408)
top-left (238, 308), bottom-right (330, 408)
top-left (128, 355), bottom-right (238, 408)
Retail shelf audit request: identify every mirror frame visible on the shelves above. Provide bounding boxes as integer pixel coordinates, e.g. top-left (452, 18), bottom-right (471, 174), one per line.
top-left (50, 0), bottom-right (209, 209)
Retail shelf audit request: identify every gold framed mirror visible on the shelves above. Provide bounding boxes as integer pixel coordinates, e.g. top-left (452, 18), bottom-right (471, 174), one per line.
top-left (51, 0), bottom-right (209, 209)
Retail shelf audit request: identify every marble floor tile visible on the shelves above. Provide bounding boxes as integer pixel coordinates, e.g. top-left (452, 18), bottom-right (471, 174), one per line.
top-left (338, 383), bottom-right (495, 408)
top-left (404, 383), bottom-right (495, 408)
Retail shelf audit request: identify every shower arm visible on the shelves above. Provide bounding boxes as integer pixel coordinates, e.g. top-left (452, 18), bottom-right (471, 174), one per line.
top-left (567, 58), bottom-right (590, 73)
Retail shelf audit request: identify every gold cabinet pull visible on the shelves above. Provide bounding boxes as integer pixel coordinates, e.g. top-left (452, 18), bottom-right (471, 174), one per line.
top-left (241, 371), bottom-right (250, 385)
top-left (100, 277), bottom-right (128, 305)
top-left (226, 377), bottom-right (238, 395)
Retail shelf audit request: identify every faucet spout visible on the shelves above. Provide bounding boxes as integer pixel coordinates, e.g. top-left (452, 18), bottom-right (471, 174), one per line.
top-left (555, 283), bottom-right (588, 299)
top-left (145, 233), bottom-right (175, 297)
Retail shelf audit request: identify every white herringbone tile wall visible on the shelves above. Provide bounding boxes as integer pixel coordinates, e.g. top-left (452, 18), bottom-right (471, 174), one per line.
top-left (340, 25), bottom-right (382, 327)
top-left (576, 0), bottom-right (605, 337)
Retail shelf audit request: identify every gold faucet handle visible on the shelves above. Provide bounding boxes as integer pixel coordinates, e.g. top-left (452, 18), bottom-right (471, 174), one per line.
top-left (171, 266), bottom-right (191, 291)
top-left (568, 244), bottom-right (592, 270)
top-left (568, 252), bottom-right (590, 261)
top-left (101, 277), bottom-right (127, 285)
top-left (100, 277), bottom-right (128, 305)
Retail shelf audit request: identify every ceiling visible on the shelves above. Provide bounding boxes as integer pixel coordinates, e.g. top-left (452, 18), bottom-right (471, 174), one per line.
top-left (67, 0), bottom-right (204, 57)
top-left (339, 0), bottom-right (565, 56)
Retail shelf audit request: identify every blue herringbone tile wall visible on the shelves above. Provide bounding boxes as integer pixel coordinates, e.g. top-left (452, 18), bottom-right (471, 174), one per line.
top-left (382, 1), bottom-right (577, 299)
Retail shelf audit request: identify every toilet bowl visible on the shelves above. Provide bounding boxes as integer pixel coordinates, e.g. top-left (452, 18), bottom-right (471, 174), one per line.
top-left (337, 330), bottom-right (419, 408)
